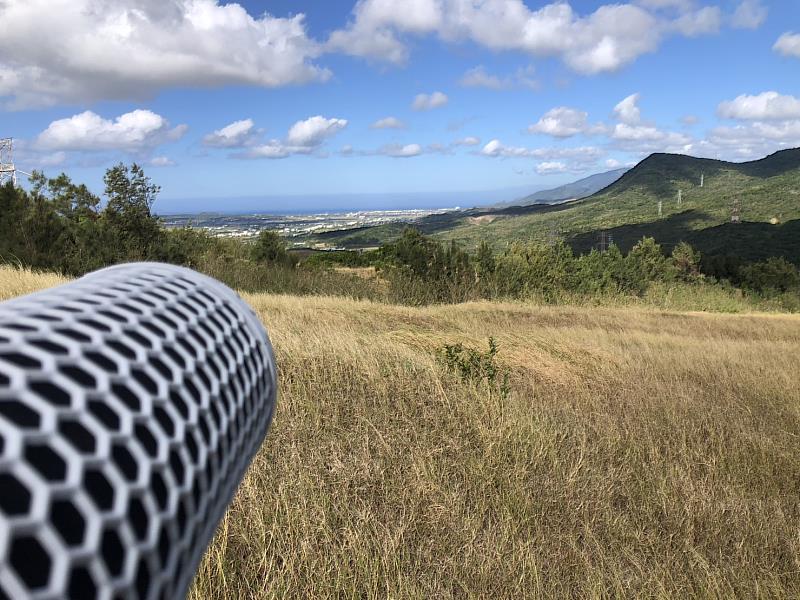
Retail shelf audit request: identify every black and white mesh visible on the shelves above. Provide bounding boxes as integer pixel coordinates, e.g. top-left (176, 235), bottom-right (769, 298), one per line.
top-left (0, 263), bottom-right (277, 600)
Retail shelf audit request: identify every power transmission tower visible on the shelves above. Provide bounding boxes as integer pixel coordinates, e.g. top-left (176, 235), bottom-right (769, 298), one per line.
top-left (677, 189), bottom-right (682, 207)
top-left (731, 198), bottom-right (741, 224)
top-left (0, 138), bottom-right (15, 186)
top-left (0, 138), bottom-right (31, 186)
top-left (700, 173), bottom-right (704, 188)
top-left (658, 199), bottom-right (663, 218)
top-left (598, 231), bottom-right (610, 252)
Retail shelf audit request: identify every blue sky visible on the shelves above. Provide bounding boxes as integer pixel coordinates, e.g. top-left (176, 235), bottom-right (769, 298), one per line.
top-left (1, 0), bottom-right (799, 212)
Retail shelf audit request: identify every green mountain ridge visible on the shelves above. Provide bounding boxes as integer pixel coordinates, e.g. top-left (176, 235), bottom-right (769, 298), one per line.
top-left (309, 148), bottom-right (800, 264)
top-left (496, 168), bottom-right (630, 207)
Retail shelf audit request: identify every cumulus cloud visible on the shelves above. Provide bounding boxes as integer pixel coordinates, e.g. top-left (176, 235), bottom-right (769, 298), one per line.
top-left (480, 139), bottom-right (602, 162)
top-left (326, 0), bottom-right (443, 63)
top-left (412, 91), bottom-right (449, 111)
top-left (149, 156), bottom-right (176, 167)
top-left (202, 119), bottom-right (259, 148)
top-left (328, 0), bottom-right (725, 75)
top-left (688, 120), bottom-right (800, 160)
top-left (371, 116), bottom-right (406, 129)
top-left (286, 116), bottom-right (348, 146)
top-left (731, 0), bottom-right (768, 30)
top-left (460, 66), bottom-right (510, 90)
top-left (671, 6), bottom-right (721, 36)
top-left (608, 93), bottom-right (692, 153)
top-left (610, 123), bottom-right (691, 153)
top-left (378, 143), bottom-right (423, 157)
top-left (635, 0), bottom-right (693, 10)
top-left (0, 0), bottom-right (329, 109)
top-left (453, 136), bottom-right (481, 146)
top-left (774, 32), bottom-right (800, 58)
top-left (718, 92), bottom-right (800, 121)
top-left (232, 115), bottom-right (348, 159)
top-left (528, 107), bottom-right (593, 138)
top-left (36, 110), bottom-right (187, 152)
top-left (614, 94), bottom-right (642, 125)
top-left (460, 65), bottom-right (538, 90)
top-left (536, 161), bottom-right (568, 174)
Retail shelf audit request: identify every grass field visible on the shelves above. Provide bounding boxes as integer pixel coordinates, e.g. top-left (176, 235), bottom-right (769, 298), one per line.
top-left (4, 267), bottom-right (800, 598)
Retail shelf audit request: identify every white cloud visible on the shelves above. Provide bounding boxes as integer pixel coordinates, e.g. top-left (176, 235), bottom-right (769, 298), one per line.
top-left (460, 66), bottom-right (510, 90)
top-left (528, 107), bottom-right (591, 138)
top-left (371, 116), bottom-right (406, 129)
top-left (412, 91), bottom-right (449, 111)
top-left (329, 0), bottom-right (725, 75)
top-left (688, 120), bottom-right (800, 160)
top-left (378, 143), bottom-right (423, 157)
top-left (774, 32), bottom-right (800, 58)
top-left (459, 65), bottom-right (539, 90)
top-left (536, 161), bottom-right (568, 174)
top-left (453, 136), bottom-right (481, 146)
top-left (480, 139), bottom-right (602, 161)
top-left (671, 6), bottom-right (722, 36)
top-left (286, 116), bottom-right (348, 147)
top-left (614, 93), bottom-right (642, 125)
top-left (605, 158), bottom-right (622, 168)
top-left (149, 156), bottom-right (176, 167)
top-left (0, 0), bottom-right (329, 109)
top-left (718, 92), bottom-right (800, 121)
top-left (731, 0), bottom-right (767, 30)
top-left (36, 110), bottom-right (187, 152)
top-left (610, 123), bottom-right (691, 153)
top-left (635, 0), bottom-right (693, 10)
top-left (681, 115), bottom-right (699, 126)
top-left (241, 143), bottom-right (295, 159)
top-left (202, 119), bottom-right (259, 148)
top-left (232, 115), bottom-right (347, 159)
top-left (426, 143), bottom-right (454, 155)
top-left (326, 0), bottom-right (442, 63)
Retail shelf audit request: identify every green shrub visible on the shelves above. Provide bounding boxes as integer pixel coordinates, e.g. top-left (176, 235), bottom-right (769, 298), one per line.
top-left (439, 337), bottom-right (511, 399)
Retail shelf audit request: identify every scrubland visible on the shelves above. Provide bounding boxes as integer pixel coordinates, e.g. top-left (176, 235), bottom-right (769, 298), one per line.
top-left (3, 267), bottom-right (800, 598)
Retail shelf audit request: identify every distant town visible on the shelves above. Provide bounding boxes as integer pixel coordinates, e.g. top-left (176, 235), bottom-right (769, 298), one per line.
top-left (160, 208), bottom-right (457, 248)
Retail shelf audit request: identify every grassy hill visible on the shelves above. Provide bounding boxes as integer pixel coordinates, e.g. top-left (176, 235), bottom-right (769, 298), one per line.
top-left (496, 167), bottom-right (629, 207)
top-left (311, 149), bottom-right (800, 263)
top-left (439, 148), bottom-right (800, 257)
top-left (6, 267), bottom-right (800, 598)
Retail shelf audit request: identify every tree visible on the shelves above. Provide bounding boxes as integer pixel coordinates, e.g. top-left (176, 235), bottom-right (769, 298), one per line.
top-left (738, 257), bottom-right (800, 293)
top-left (476, 240), bottom-right (496, 276)
top-left (670, 242), bottom-right (701, 281)
top-left (101, 163), bottom-right (164, 261)
top-left (251, 230), bottom-right (295, 266)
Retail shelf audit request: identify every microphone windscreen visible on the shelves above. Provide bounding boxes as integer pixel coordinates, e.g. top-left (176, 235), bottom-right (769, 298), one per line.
top-left (0, 263), bottom-right (277, 600)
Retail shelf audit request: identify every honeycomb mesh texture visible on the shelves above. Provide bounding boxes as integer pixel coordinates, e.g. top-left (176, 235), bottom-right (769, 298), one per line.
top-left (0, 263), bottom-right (277, 600)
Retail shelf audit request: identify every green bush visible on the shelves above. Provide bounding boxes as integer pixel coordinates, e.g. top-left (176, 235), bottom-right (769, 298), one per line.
top-left (439, 337), bottom-right (511, 399)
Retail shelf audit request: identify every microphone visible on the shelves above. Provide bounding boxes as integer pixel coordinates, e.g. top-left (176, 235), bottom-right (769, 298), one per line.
top-left (0, 263), bottom-right (277, 600)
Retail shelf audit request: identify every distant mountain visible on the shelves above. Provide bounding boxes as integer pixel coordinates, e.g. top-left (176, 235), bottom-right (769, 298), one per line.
top-left (497, 168), bottom-right (629, 207)
top-left (308, 147), bottom-right (800, 264)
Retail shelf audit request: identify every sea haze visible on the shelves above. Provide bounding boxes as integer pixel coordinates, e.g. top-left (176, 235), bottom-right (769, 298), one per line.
top-left (156, 184), bottom-right (546, 215)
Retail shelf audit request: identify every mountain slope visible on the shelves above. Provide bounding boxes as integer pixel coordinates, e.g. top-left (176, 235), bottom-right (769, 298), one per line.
top-left (308, 148), bottom-right (800, 262)
top-left (498, 168), bottom-right (629, 207)
top-left (431, 148), bottom-right (800, 260)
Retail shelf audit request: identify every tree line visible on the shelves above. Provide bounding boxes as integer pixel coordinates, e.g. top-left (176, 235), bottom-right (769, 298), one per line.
top-left (1, 164), bottom-right (799, 310)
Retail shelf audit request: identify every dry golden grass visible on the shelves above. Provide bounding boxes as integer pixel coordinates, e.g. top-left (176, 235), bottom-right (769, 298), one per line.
top-left (0, 266), bottom-right (68, 302)
top-left (202, 295), bottom-right (800, 599)
top-left (2, 266), bottom-right (799, 598)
